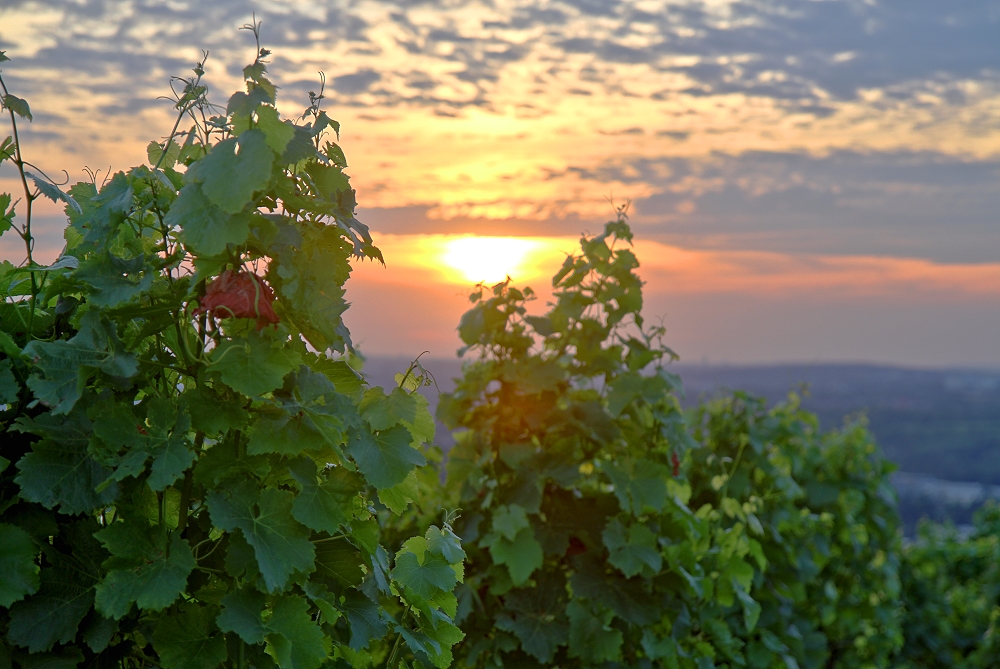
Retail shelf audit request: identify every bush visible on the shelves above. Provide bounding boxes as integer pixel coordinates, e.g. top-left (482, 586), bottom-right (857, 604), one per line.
top-left (428, 211), bottom-right (763, 667)
top-left (896, 503), bottom-right (1000, 667)
top-left (0, 36), bottom-right (462, 669)
top-left (688, 394), bottom-right (903, 668)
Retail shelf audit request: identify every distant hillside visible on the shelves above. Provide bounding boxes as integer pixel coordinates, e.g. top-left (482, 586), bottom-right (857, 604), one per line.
top-left (360, 356), bottom-right (1000, 532)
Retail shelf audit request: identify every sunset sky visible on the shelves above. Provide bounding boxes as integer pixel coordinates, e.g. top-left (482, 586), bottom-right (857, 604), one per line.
top-left (1, 0), bottom-right (999, 367)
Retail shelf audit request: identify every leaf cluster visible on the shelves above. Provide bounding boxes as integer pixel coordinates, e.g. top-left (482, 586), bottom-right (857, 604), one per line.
top-left (0, 41), bottom-right (463, 669)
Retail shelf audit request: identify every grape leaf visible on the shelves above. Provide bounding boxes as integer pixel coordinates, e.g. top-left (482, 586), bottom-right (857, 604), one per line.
top-left (359, 387), bottom-right (418, 430)
top-left (152, 602), bottom-right (228, 669)
top-left (14, 433), bottom-right (118, 515)
top-left (217, 587), bottom-right (267, 644)
top-left (489, 527), bottom-right (543, 587)
top-left (211, 331), bottom-right (299, 397)
top-left (248, 367), bottom-right (357, 456)
top-left (0, 523), bottom-right (39, 607)
top-left (602, 519), bottom-right (661, 578)
top-left (186, 129), bottom-right (273, 214)
top-left (207, 482), bottom-right (316, 592)
top-left (166, 184), bottom-right (251, 256)
top-left (7, 553), bottom-right (97, 652)
top-left (23, 311), bottom-right (137, 414)
top-left (2, 94), bottom-right (32, 120)
top-left (257, 106), bottom-right (296, 155)
top-left (0, 358), bottom-right (18, 404)
top-left (95, 524), bottom-right (195, 619)
top-left (492, 504), bottom-right (530, 542)
top-left (345, 424), bottom-right (426, 490)
top-left (265, 596), bottom-right (328, 669)
top-left (566, 600), bottom-right (623, 663)
top-left (288, 457), bottom-right (356, 534)
top-left (74, 253), bottom-right (153, 308)
top-left (341, 590), bottom-right (386, 650)
top-left (392, 551), bottom-right (458, 601)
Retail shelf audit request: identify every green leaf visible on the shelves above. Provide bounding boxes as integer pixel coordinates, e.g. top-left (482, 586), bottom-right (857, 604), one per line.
top-left (180, 384), bottom-right (249, 435)
top-left (23, 311), bottom-right (137, 414)
top-left (0, 192), bottom-right (14, 234)
top-left (248, 367), bottom-right (357, 456)
top-left (14, 421), bottom-right (119, 515)
top-left (0, 358), bottom-right (19, 404)
top-left (734, 582), bottom-right (762, 633)
top-left (94, 524), bottom-right (195, 619)
top-left (207, 482), bottom-right (315, 592)
top-left (167, 184), bottom-right (251, 256)
top-left (566, 600), bottom-right (623, 663)
top-left (217, 587), bottom-right (267, 644)
top-left (24, 171), bottom-right (82, 214)
top-left (377, 470), bottom-right (419, 514)
top-left (186, 129), bottom-right (273, 214)
top-left (275, 224), bottom-right (352, 351)
top-left (0, 523), bottom-right (39, 607)
top-left (211, 331), bottom-right (299, 397)
top-left (602, 519), bottom-right (662, 578)
top-left (426, 525), bottom-right (466, 565)
top-left (489, 527), bottom-right (543, 586)
top-left (152, 602), bottom-right (228, 669)
top-left (392, 551), bottom-right (458, 601)
top-left (288, 457), bottom-right (356, 534)
top-left (341, 590), bottom-right (386, 650)
top-left (265, 596), bottom-right (329, 669)
top-left (359, 387), bottom-right (418, 430)
top-left (2, 94), bottom-right (32, 121)
top-left (492, 504), bottom-right (530, 541)
top-left (74, 252), bottom-right (152, 307)
top-left (8, 550), bottom-right (98, 653)
top-left (257, 106), bottom-right (296, 155)
top-left (345, 425), bottom-right (426, 490)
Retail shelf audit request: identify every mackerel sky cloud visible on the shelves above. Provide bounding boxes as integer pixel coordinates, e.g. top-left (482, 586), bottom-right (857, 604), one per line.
top-left (1, 0), bottom-right (999, 366)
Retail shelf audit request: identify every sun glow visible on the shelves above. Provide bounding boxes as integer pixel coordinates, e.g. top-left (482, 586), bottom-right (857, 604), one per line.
top-left (440, 236), bottom-right (546, 284)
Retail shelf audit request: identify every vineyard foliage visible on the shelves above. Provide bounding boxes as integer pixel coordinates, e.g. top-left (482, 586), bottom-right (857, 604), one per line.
top-left (0, 38), bottom-right (464, 669)
top-left (2, 28), bottom-right (999, 669)
top-left (407, 215), bottom-right (909, 669)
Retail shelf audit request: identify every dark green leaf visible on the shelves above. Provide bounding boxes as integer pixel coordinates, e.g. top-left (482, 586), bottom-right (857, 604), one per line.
top-left (23, 311), bottom-right (137, 414)
top-left (95, 524), bottom-right (195, 618)
top-left (73, 253), bottom-right (152, 307)
top-left (489, 528), bottom-right (543, 587)
top-left (207, 482), bottom-right (315, 592)
top-left (265, 596), bottom-right (328, 669)
top-left (566, 600), bottom-right (622, 663)
top-left (342, 590), bottom-right (386, 650)
top-left (0, 358), bottom-right (18, 404)
top-left (0, 523), bottom-right (39, 607)
top-left (152, 602), bottom-right (228, 669)
top-left (14, 418), bottom-right (119, 515)
top-left (392, 551), bottom-right (458, 601)
top-left (345, 425), bottom-right (426, 490)
top-left (8, 551), bottom-right (97, 652)
top-left (217, 587), bottom-right (266, 644)
top-left (211, 331), bottom-right (299, 397)
top-left (288, 457), bottom-right (356, 534)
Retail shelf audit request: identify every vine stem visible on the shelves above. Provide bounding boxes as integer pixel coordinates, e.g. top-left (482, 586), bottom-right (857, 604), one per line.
top-left (0, 72), bottom-right (39, 333)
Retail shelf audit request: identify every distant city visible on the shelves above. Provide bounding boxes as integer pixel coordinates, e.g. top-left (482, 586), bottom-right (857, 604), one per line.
top-left (362, 357), bottom-right (1000, 535)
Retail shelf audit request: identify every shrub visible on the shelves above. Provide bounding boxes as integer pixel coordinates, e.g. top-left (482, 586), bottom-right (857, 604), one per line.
top-left (895, 503), bottom-right (1000, 667)
top-left (0, 35), bottom-right (462, 669)
top-left (687, 394), bottom-right (903, 668)
top-left (430, 210), bottom-right (762, 667)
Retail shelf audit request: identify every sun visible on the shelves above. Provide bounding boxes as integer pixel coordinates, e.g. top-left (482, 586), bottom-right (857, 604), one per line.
top-left (440, 236), bottom-right (541, 284)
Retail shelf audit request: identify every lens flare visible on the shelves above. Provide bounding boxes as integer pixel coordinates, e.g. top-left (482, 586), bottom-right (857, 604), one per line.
top-left (440, 236), bottom-right (542, 284)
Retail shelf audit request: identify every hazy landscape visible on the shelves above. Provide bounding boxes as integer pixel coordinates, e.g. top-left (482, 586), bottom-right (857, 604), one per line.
top-left (364, 356), bottom-right (1000, 533)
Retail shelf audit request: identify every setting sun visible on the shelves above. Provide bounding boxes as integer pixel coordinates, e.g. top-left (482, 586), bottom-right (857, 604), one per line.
top-left (440, 236), bottom-right (544, 284)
